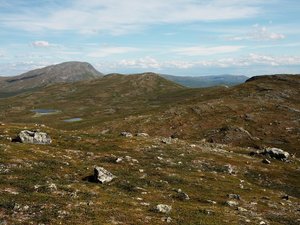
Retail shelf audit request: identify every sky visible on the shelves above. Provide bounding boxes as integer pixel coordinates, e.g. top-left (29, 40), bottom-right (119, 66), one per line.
top-left (0, 0), bottom-right (300, 76)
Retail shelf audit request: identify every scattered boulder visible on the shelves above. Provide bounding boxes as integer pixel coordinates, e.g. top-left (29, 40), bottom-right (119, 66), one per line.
top-left (13, 130), bottom-right (52, 144)
top-left (226, 200), bottom-right (239, 207)
top-left (124, 155), bottom-right (139, 163)
top-left (155, 204), bottom-right (172, 213)
top-left (136, 133), bottom-right (149, 137)
top-left (250, 147), bottom-right (290, 161)
top-left (48, 183), bottom-right (58, 192)
top-left (263, 147), bottom-right (290, 161)
top-left (223, 164), bottom-right (236, 174)
top-left (161, 217), bottom-right (172, 223)
top-left (237, 207), bottom-right (248, 212)
top-left (244, 113), bottom-right (255, 122)
top-left (206, 200), bottom-right (217, 204)
top-left (282, 195), bottom-right (289, 200)
top-left (113, 155), bottom-right (139, 164)
top-left (227, 194), bottom-right (241, 200)
top-left (120, 132), bottom-right (133, 138)
top-left (34, 182), bottom-right (57, 193)
top-left (174, 189), bottom-right (190, 201)
top-left (262, 159), bottom-right (271, 164)
top-left (94, 166), bottom-right (116, 183)
top-left (115, 157), bottom-right (123, 163)
top-left (162, 137), bottom-right (172, 144)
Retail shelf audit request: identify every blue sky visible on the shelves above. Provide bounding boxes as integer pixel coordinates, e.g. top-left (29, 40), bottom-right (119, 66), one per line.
top-left (0, 0), bottom-right (300, 76)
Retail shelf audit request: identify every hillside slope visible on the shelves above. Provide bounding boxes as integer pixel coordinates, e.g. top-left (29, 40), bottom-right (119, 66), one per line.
top-left (0, 74), bottom-right (299, 153)
top-left (0, 72), bottom-right (184, 127)
top-left (108, 74), bottom-right (300, 153)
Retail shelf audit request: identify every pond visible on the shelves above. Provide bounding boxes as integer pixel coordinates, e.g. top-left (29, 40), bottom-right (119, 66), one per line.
top-left (63, 118), bottom-right (83, 122)
top-left (31, 109), bottom-right (59, 115)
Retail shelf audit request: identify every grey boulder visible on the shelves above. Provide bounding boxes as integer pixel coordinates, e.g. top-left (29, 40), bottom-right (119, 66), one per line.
top-left (155, 204), bottom-right (172, 213)
top-left (14, 130), bottom-right (52, 144)
top-left (264, 147), bottom-right (290, 161)
top-left (94, 166), bottom-right (116, 184)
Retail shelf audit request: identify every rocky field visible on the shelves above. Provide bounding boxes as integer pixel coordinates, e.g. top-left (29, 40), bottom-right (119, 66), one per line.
top-left (0, 124), bottom-right (299, 224)
top-left (0, 72), bottom-right (299, 224)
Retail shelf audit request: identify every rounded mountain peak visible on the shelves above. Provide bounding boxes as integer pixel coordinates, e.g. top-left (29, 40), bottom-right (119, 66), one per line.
top-left (0, 61), bottom-right (103, 92)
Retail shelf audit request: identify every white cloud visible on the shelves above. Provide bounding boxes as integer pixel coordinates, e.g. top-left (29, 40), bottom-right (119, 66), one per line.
top-left (230, 25), bottom-right (285, 41)
top-left (118, 57), bottom-right (162, 69)
top-left (246, 53), bottom-right (300, 66)
top-left (173, 45), bottom-right (244, 56)
top-left (104, 54), bottom-right (300, 71)
top-left (2, 53), bottom-right (300, 76)
top-left (0, 61), bottom-right (55, 76)
top-left (32, 41), bottom-right (52, 47)
top-left (88, 47), bottom-right (139, 58)
top-left (1, 0), bottom-right (262, 34)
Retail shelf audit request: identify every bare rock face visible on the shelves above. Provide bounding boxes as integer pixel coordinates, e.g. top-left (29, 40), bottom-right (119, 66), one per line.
top-left (14, 130), bottom-right (52, 144)
top-left (94, 166), bottom-right (116, 184)
top-left (263, 147), bottom-right (290, 161)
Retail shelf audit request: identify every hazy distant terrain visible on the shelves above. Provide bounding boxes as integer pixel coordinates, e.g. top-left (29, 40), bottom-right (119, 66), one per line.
top-left (161, 74), bottom-right (248, 87)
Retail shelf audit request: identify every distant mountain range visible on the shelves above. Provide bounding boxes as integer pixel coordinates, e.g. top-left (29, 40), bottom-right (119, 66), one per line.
top-left (0, 61), bottom-right (251, 98)
top-left (161, 74), bottom-right (249, 88)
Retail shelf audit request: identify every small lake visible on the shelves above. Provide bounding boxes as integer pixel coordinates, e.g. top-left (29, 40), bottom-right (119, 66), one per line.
top-left (63, 118), bottom-right (83, 122)
top-left (31, 109), bottom-right (59, 115)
